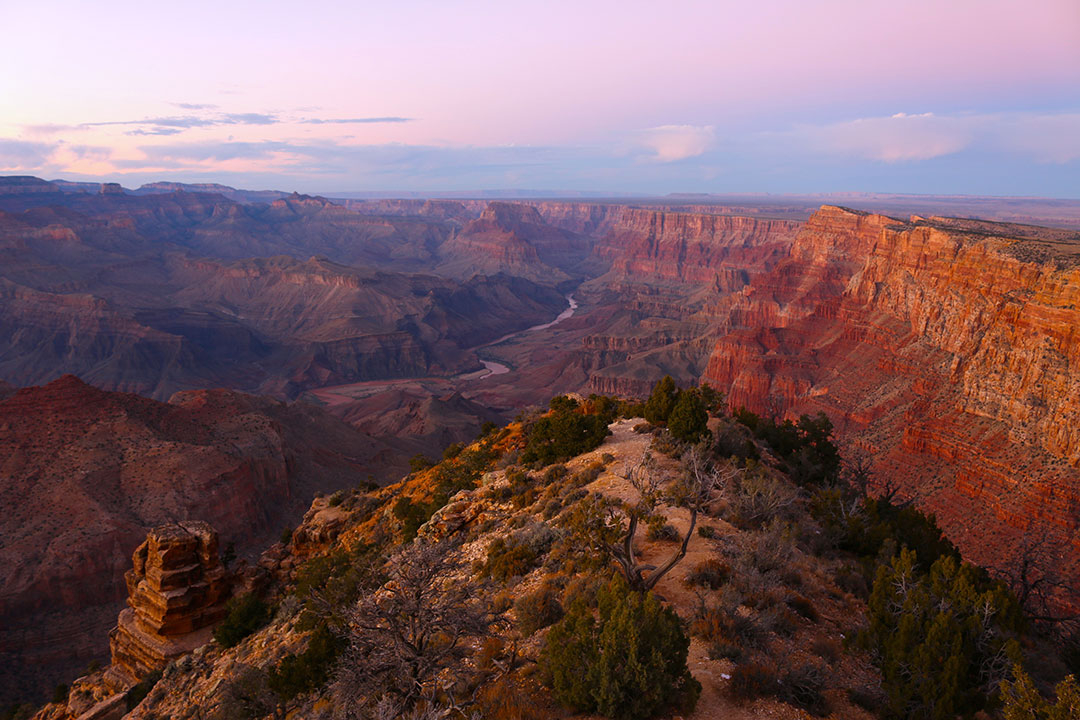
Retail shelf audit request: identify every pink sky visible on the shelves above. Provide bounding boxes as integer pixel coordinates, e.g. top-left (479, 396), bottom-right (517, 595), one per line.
top-left (1, 0), bottom-right (1078, 194)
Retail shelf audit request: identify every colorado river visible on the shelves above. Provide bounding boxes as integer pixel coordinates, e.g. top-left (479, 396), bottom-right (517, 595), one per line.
top-left (308, 292), bottom-right (578, 403)
top-left (471, 293), bottom-right (577, 379)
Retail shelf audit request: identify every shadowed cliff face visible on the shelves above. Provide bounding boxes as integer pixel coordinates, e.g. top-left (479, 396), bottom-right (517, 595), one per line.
top-left (0, 375), bottom-right (391, 705)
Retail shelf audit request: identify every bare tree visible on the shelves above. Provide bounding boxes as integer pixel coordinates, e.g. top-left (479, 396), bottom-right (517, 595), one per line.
top-left (991, 523), bottom-right (1080, 631)
top-left (334, 539), bottom-right (503, 716)
top-left (607, 447), bottom-right (731, 592)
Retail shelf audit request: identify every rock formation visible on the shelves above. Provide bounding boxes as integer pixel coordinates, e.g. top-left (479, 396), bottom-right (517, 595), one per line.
top-left (107, 522), bottom-right (231, 685)
top-left (30, 523), bottom-right (231, 720)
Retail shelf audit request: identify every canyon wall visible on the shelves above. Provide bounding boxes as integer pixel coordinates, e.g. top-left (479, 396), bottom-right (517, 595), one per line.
top-left (700, 206), bottom-right (1080, 580)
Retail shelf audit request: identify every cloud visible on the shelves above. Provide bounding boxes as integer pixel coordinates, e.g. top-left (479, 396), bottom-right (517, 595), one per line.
top-left (172, 103), bottom-right (218, 110)
top-left (221, 113), bottom-right (278, 126)
top-left (84, 113), bottom-right (279, 131)
top-left (0, 139), bottom-right (58, 170)
top-left (22, 123), bottom-right (81, 136)
top-left (802, 112), bottom-right (973, 162)
top-left (126, 127), bottom-right (186, 137)
top-left (69, 111), bottom-right (408, 137)
top-left (773, 110), bottom-right (1080, 165)
top-left (299, 116), bottom-right (413, 124)
top-left (636, 125), bottom-right (715, 162)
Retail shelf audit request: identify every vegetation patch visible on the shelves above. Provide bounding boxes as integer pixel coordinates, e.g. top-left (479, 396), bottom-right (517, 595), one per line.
top-left (542, 577), bottom-right (700, 720)
top-left (213, 593), bottom-right (272, 648)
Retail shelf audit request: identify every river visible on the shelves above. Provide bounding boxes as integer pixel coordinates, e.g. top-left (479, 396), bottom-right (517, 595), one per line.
top-left (473, 293), bottom-right (578, 379)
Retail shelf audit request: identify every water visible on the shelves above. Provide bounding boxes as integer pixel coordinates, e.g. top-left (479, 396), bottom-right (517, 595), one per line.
top-left (474, 293), bottom-right (577, 380)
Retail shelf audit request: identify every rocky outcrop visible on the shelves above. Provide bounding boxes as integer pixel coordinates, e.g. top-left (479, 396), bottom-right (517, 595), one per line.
top-left (108, 522), bottom-right (230, 684)
top-left (30, 523), bottom-right (232, 720)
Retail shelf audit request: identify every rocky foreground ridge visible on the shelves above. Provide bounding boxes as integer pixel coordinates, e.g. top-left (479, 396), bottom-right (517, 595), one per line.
top-left (28, 415), bottom-right (888, 720)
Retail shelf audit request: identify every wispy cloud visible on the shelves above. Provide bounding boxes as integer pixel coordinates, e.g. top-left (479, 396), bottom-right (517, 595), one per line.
top-left (797, 112), bottom-right (972, 162)
top-left (635, 125), bottom-right (715, 162)
top-left (83, 113), bottom-right (279, 131)
top-left (46, 111), bottom-right (411, 137)
top-left (774, 111), bottom-right (1080, 164)
top-left (298, 116), bottom-right (413, 125)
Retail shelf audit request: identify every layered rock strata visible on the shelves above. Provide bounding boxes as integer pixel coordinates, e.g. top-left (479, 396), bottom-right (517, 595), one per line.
top-left (31, 523), bottom-right (231, 720)
top-left (108, 522), bottom-right (231, 684)
top-left (701, 207), bottom-right (1080, 587)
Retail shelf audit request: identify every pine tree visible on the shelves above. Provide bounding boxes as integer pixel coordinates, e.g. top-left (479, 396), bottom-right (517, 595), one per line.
top-left (1002, 666), bottom-right (1080, 720)
top-left (862, 549), bottom-right (1023, 719)
top-left (542, 577), bottom-right (700, 719)
top-left (667, 389), bottom-right (708, 443)
top-left (644, 376), bottom-right (679, 425)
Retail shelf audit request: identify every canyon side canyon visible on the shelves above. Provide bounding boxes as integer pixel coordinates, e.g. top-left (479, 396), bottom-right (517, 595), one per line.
top-left (1, 176), bottom-right (1079, 705)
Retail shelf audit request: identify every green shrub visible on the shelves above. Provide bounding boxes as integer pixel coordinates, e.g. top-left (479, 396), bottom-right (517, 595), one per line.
top-left (618, 400), bottom-right (646, 419)
top-left (482, 524), bottom-right (555, 583)
top-left (862, 549), bottom-right (1023, 719)
top-left (213, 594), bottom-right (272, 648)
top-left (409, 453), bottom-right (434, 472)
top-left (697, 525), bottom-right (717, 539)
top-left (1001, 665), bottom-right (1080, 720)
top-left (542, 497), bottom-right (563, 519)
top-left (482, 537), bottom-right (538, 582)
top-left (561, 574), bottom-right (605, 610)
top-left (732, 409), bottom-right (839, 486)
top-left (267, 624), bottom-right (345, 701)
top-left (645, 515), bottom-right (680, 542)
top-left (521, 404), bottom-right (611, 467)
top-left (51, 684), bottom-right (68, 704)
top-left (393, 495), bottom-right (438, 541)
top-left (542, 577), bottom-right (700, 719)
top-left (514, 583), bottom-right (564, 637)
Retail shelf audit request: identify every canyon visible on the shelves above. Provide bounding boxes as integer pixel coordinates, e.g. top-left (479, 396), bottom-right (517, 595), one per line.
top-left (2, 177), bottom-right (1080, 707)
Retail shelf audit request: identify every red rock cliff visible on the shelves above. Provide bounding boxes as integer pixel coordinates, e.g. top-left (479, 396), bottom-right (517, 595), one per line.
top-left (702, 206), bottom-right (1080, 583)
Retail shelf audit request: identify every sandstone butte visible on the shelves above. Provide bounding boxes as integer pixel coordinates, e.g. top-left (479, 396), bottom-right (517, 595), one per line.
top-left (36, 522), bottom-right (233, 720)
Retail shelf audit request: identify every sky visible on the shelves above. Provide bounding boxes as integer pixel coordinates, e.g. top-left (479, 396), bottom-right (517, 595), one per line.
top-left (1, 0), bottom-right (1078, 196)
